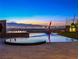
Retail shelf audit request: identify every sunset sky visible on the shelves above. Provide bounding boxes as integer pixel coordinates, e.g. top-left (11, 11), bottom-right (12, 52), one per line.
top-left (0, 0), bottom-right (78, 26)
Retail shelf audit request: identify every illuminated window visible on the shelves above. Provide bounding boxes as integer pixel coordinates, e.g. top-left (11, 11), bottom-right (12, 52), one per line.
top-left (69, 28), bottom-right (72, 32)
top-left (72, 28), bottom-right (76, 32)
top-left (69, 27), bottom-right (76, 32)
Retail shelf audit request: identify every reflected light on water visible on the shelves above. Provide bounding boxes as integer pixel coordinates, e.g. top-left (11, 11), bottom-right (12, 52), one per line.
top-left (6, 33), bottom-right (77, 43)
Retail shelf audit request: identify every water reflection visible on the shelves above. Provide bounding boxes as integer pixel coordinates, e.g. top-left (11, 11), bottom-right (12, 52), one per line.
top-left (30, 33), bottom-right (77, 42)
top-left (5, 33), bottom-right (77, 43)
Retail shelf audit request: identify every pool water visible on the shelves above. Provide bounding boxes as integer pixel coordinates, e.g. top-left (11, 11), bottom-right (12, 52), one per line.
top-left (5, 33), bottom-right (77, 44)
top-left (29, 33), bottom-right (77, 42)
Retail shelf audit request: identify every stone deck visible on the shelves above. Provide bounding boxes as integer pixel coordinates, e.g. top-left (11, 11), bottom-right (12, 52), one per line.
top-left (0, 40), bottom-right (78, 59)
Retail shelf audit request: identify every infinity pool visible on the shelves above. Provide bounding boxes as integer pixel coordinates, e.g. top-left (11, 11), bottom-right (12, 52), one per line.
top-left (29, 33), bottom-right (77, 42)
top-left (5, 33), bottom-right (77, 44)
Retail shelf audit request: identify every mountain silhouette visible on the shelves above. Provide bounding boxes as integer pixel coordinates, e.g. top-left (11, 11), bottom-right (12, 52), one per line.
top-left (6, 22), bottom-right (43, 27)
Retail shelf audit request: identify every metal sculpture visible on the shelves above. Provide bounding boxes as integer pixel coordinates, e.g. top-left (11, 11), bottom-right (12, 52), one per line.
top-left (47, 21), bottom-right (52, 43)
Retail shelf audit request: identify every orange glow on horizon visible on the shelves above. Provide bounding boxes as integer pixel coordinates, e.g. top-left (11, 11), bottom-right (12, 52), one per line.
top-left (16, 21), bottom-right (65, 26)
top-left (6, 16), bottom-right (68, 26)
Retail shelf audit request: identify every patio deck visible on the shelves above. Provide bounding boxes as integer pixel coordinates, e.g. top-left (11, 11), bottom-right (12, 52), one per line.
top-left (0, 39), bottom-right (77, 59)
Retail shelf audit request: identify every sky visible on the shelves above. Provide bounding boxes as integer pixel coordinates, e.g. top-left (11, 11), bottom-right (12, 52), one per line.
top-left (0, 0), bottom-right (78, 26)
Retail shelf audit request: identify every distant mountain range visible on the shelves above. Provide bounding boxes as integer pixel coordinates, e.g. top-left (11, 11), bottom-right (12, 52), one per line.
top-left (6, 22), bottom-right (65, 30)
top-left (6, 22), bottom-right (44, 27)
top-left (6, 22), bottom-right (66, 29)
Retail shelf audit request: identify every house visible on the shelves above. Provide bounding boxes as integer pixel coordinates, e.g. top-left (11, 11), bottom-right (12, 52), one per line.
top-left (69, 23), bottom-right (77, 32)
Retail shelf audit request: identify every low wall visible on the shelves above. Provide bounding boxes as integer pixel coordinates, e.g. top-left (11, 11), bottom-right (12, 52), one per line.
top-left (0, 33), bottom-right (29, 38)
top-left (6, 33), bottom-right (29, 38)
